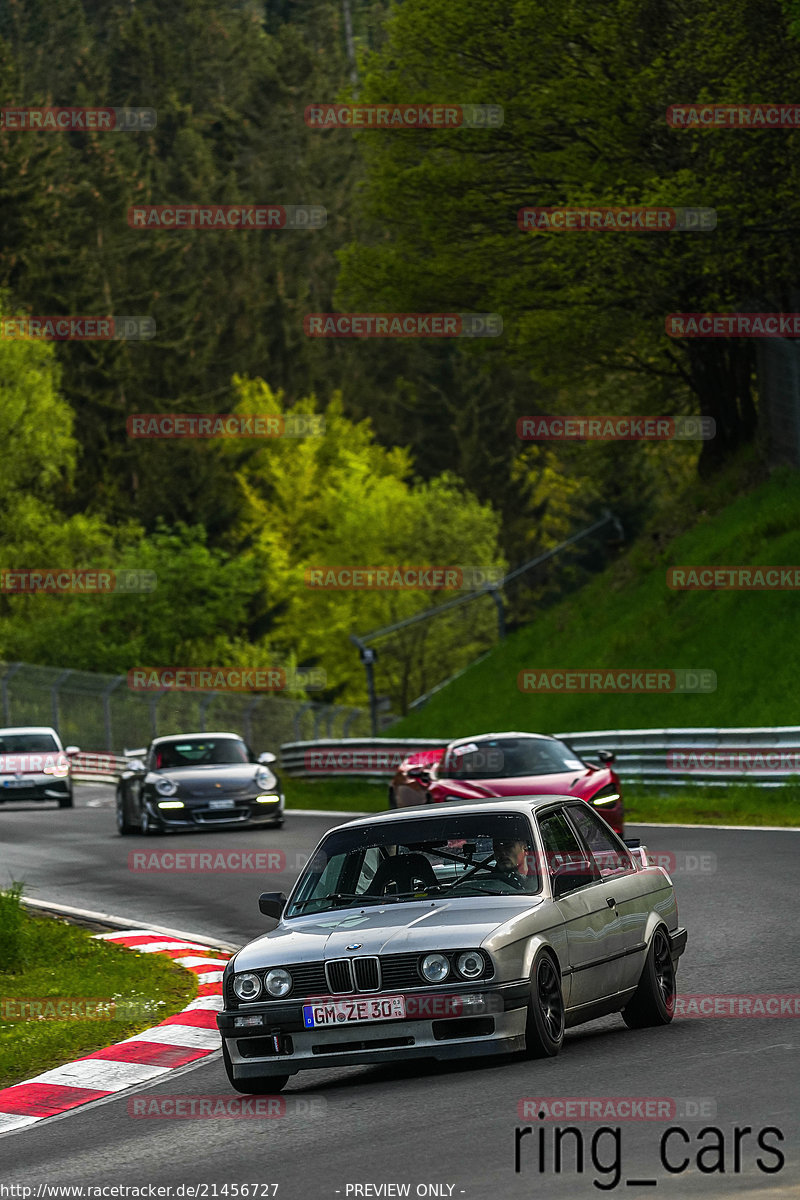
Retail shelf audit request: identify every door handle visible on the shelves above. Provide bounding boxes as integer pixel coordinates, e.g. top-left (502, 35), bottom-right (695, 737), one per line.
top-left (606, 897), bottom-right (617, 908)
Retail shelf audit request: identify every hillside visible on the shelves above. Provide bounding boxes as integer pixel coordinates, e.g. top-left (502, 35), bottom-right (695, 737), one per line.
top-left (390, 460), bottom-right (800, 736)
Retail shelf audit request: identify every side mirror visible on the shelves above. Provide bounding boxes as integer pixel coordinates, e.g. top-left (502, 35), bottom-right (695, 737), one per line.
top-left (407, 765), bottom-right (430, 780)
top-left (595, 749), bottom-right (615, 764)
top-left (259, 891), bottom-right (287, 919)
top-left (258, 752), bottom-right (277, 765)
top-left (65, 745), bottom-right (80, 756)
top-left (127, 759), bottom-right (146, 773)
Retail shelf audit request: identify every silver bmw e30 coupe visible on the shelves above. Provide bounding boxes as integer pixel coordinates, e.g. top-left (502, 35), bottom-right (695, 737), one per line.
top-left (217, 795), bottom-right (687, 1092)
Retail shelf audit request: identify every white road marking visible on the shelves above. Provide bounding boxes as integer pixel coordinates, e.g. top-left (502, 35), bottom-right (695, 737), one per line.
top-left (630, 821), bottom-right (800, 832)
top-left (173, 955), bottom-right (230, 969)
top-left (0, 1114), bottom-right (41, 1133)
top-left (123, 940), bottom-right (212, 954)
top-left (196, 971), bottom-right (224, 984)
top-left (28, 1058), bottom-right (170, 1090)
top-left (184, 996), bottom-right (225, 1011)
top-left (122, 1024), bottom-right (221, 1050)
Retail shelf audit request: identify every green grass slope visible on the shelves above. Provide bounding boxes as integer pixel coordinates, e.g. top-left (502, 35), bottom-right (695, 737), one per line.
top-left (390, 462), bottom-right (800, 737)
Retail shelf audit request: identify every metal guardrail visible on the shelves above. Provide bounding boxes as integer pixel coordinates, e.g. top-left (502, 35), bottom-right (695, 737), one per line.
top-left (278, 730), bottom-right (800, 787)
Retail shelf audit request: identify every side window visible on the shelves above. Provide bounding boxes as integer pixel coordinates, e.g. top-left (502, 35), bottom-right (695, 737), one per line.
top-left (537, 809), bottom-right (600, 891)
top-left (567, 804), bottom-right (634, 877)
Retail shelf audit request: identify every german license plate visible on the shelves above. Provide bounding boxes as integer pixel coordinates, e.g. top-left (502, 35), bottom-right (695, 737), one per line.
top-left (302, 995), bottom-right (405, 1028)
top-left (208, 798), bottom-right (235, 809)
top-left (1, 778), bottom-right (32, 789)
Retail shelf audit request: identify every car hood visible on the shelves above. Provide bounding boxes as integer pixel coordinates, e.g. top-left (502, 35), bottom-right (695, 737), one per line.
top-left (430, 768), bottom-right (606, 799)
top-left (147, 763), bottom-right (272, 796)
top-left (234, 895), bottom-right (544, 970)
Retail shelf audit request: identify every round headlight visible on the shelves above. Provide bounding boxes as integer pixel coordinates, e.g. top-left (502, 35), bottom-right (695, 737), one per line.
top-left (155, 777), bottom-right (178, 797)
top-left (456, 951), bottom-right (485, 980)
top-left (233, 973), bottom-right (262, 1001)
top-left (420, 953), bottom-right (450, 983)
top-left (264, 968), bottom-right (292, 998)
top-left (255, 765), bottom-right (273, 790)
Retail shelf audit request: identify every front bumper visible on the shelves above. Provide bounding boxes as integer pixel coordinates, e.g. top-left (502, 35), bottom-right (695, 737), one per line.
top-left (217, 981), bottom-right (530, 1078)
top-left (0, 776), bottom-right (71, 801)
top-left (147, 794), bottom-right (284, 828)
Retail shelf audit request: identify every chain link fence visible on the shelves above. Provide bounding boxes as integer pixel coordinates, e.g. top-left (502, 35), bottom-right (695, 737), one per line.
top-left (0, 662), bottom-right (370, 754)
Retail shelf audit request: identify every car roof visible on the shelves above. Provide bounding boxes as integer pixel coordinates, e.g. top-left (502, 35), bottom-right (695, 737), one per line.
top-left (150, 731), bottom-right (245, 745)
top-left (339, 794), bottom-right (578, 831)
top-left (0, 726), bottom-right (59, 736)
top-left (447, 731), bottom-right (560, 747)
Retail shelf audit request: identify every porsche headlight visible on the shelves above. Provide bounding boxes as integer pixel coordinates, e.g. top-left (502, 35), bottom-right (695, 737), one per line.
top-left (264, 968), bottom-right (292, 998)
top-left (421, 953), bottom-right (450, 983)
top-left (255, 766), bottom-right (274, 790)
top-left (456, 951), bottom-right (485, 980)
top-left (233, 973), bottom-right (262, 1001)
top-left (155, 777), bottom-right (178, 797)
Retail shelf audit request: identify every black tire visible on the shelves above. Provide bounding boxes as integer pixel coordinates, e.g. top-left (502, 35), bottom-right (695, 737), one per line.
top-left (222, 1040), bottom-right (289, 1095)
top-left (273, 817), bottom-right (285, 829)
top-left (622, 927), bottom-right (675, 1028)
top-left (58, 790), bottom-right (74, 809)
top-left (524, 951), bottom-right (565, 1058)
top-left (116, 788), bottom-right (136, 835)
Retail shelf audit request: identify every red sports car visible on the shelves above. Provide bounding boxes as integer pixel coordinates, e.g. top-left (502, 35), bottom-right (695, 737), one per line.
top-left (389, 731), bottom-right (623, 835)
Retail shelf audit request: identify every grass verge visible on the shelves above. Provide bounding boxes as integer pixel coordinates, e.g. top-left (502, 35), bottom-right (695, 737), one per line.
top-left (283, 777), bottom-right (799, 826)
top-left (0, 886), bottom-right (198, 1089)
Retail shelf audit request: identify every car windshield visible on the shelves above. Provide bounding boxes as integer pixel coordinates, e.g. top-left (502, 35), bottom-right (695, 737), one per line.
top-left (442, 737), bottom-right (582, 779)
top-left (0, 733), bottom-right (59, 753)
top-left (151, 738), bottom-right (250, 769)
top-left (285, 812), bottom-right (541, 917)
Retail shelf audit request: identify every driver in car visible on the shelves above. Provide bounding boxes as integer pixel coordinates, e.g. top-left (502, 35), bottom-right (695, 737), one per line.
top-left (493, 838), bottom-right (536, 884)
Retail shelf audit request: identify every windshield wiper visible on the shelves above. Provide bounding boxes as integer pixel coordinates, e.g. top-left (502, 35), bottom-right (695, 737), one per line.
top-left (291, 892), bottom-right (383, 911)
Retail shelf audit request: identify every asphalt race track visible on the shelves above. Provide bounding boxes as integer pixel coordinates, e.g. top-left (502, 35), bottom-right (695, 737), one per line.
top-left (1, 784), bottom-right (798, 1197)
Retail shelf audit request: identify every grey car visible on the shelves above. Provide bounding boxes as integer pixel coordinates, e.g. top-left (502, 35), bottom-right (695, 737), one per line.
top-left (116, 732), bottom-right (284, 834)
top-left (218, 796), bottom-right (687, 1093)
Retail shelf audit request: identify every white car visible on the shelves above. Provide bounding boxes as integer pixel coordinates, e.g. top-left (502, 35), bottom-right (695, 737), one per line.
top-left (217, 795), bottom-right (687, 1093)
top-left (0, 726), bottom-right (79, 808)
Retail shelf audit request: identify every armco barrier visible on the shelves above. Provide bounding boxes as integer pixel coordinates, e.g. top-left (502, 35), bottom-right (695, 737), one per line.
top-left (280, 729), bottom-right (800, 787)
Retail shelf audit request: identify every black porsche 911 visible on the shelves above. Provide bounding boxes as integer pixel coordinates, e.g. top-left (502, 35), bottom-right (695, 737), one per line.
top-left (115, 731), bottom-right (285, 835)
